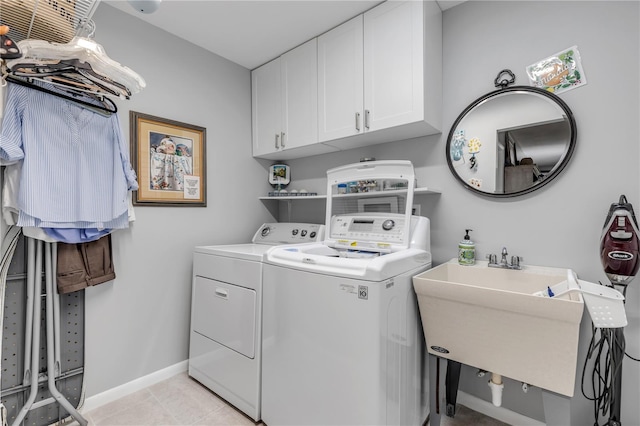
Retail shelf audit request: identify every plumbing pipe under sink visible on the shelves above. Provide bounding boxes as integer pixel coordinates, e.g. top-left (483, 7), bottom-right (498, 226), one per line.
top-left (488, 373), bottom-right (504, 406)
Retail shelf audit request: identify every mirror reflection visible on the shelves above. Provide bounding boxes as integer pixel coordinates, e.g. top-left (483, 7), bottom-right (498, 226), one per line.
top-left (447, 87), bottom-right (576, 197)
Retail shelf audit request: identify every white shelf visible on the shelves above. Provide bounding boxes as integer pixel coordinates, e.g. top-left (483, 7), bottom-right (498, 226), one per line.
top-left (258, 194), bottom-right (326, 201)
top-left (259, 187), bottom-right (441, 201)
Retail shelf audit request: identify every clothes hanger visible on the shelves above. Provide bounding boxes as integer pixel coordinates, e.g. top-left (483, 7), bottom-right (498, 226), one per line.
top-left (5, 20), bottom-right (145, 96)
top-left (4, 74), bottom-right (117, 116)
top-left (10, 59), bottom-right (131, 98)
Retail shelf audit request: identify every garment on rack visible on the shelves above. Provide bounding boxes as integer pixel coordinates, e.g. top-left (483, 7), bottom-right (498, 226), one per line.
top-left (43, 227), bottom-right (111, 244)
top-left (0, 82), bottom-right (138, 230)
top-left (1, 162), bottom-right (56, 242)
top-left (56, 233), bottom-right (115, 294)
top-left (1, 162), bottom-right (137, 243)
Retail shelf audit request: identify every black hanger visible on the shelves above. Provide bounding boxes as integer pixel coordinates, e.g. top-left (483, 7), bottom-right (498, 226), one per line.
top-left (5, 75), bottom-right (117, 116)
top-left (10, 59), bottom-right (131, 98)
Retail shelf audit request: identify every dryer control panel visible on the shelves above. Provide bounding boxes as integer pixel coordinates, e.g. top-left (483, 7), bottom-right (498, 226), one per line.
top-left (253, 222), bottom-right (325, 245)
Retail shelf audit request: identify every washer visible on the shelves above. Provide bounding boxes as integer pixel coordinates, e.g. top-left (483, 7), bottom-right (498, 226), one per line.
top-left (188, 222), bottom-right (324, 422)
top-left (261, 161), bottom-right (432, 425)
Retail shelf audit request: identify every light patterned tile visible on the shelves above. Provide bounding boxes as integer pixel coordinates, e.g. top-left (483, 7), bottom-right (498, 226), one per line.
top-left (149, 373), bottom-right (227, 421)
top-left (86, 389), bottom-right (155, 424)
top-left (93, 396), bottom-right (179, 425)
top-left (192, 405), bottom-right (256, 426)
top-left (83, 373), bottom-right (504, 426)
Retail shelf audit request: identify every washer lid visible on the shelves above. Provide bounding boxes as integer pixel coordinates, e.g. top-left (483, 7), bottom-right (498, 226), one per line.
top-left (265, 242), bottom-right (431, 281)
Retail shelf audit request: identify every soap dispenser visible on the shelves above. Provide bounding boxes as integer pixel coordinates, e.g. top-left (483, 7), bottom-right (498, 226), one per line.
top-left (458, 229), bottom-right (475, 265)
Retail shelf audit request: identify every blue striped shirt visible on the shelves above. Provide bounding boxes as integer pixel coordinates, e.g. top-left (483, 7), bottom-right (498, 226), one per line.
top-left (0, 82), bottom-right (138, 229)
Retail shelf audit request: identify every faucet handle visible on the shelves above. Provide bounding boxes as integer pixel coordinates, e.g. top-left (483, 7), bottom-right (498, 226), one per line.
top-left (486, 253), bottom-right (497, 265)
top-left (510, 255), bottom-right (523, 268)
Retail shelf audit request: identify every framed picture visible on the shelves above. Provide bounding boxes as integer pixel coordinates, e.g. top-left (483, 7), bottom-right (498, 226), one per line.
top-left (268, 164), bottom-right (290, 185)
top-left (130, 111), bottom-right (206, 206)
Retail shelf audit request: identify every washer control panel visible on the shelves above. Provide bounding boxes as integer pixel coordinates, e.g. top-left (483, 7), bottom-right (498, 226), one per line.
top-left (329, 215), bottom-right (406, 243)
top-left (253, 223), bottom-right (324, 245)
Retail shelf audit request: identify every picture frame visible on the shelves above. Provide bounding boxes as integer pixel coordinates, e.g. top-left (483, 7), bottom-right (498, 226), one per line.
top-left (268, 164), bottom-right (290, 185)
top-left (130, 111), bottom-right (207, 206)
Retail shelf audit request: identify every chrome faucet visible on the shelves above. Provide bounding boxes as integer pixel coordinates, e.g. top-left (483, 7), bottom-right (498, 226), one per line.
top-left (500, 247), bottom-right (509, 266)
top-left (487, 247), bottom-right (522, 270)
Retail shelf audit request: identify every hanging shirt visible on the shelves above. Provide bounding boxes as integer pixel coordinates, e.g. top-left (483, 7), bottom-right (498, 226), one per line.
top-left (0, 82), bottom-right (138, 228)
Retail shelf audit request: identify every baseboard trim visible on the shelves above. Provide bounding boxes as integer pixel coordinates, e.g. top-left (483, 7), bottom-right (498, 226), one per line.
top-left (458, 391), bottom-right (546, 426)
top-left (80, 360), bottom-right (188, 413)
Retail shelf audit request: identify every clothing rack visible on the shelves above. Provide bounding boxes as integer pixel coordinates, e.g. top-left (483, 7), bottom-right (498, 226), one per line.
top-left (2, 3), bottom-right (144, 424)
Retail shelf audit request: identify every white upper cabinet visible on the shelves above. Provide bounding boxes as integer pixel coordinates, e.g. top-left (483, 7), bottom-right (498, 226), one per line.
top-left (364, 0), bottom-right (425, 132)
top-left (318, 0), bottom-right (442, 150)
top-left (252, 58), bottom-right (282, 157)
top-left (317, 15), bottom-right (364, 142)
top-left (281, 39), bottom-right (319, 151)
top-left (252, 39), bottom-right (336, 159)
top-left (253, 0), bottom-right (442, 160)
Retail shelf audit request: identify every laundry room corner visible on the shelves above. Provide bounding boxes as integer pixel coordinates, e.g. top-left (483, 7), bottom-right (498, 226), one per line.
top-left (2, 0), bottom-right (639, 424)
top-left (80, 4), bottom-right (273, 398)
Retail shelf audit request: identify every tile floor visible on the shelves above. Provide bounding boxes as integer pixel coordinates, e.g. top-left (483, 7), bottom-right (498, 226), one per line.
top-left (79, 372), bottom-right (507, 425)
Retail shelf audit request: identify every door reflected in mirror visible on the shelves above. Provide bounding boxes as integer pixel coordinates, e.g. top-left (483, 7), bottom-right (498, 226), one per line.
top-left (447, 87), bottom-right (576, 197)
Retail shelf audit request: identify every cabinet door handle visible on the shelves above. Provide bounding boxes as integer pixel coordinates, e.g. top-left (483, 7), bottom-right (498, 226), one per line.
top-left (355, 112), bottom-right (361, 132)
top-left (281, 132), bottom-right (286, 148)
top-left (275, 133), bottom-right (280, 149)
top-left (365, 109), bottom-right (370, 130)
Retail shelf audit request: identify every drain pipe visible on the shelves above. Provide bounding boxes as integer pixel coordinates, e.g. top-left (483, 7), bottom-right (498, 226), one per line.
top-left (488, 373), bottom-right (504, 406)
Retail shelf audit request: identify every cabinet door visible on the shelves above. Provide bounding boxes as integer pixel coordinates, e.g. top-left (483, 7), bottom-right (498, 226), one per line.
top-left (317, 15), bottom-right (364, 142)
top-left (364, 0), bottom-right (424, 131)
top-left (252, 58), bottom-right (282, 157)
top-left (281, 39), bottom-right (318, 150)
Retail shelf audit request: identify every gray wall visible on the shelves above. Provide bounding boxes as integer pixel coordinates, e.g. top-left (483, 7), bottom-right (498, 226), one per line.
top-left (286, 1), bottom-right (640, 424)
top-left (82, 1), bottom-right (639, 425)
top-left (84, 4), bottom-right (274, 396)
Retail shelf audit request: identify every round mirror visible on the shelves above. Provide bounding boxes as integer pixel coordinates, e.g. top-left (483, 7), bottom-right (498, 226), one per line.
top-left (446, 86), bottom-right (576, 197)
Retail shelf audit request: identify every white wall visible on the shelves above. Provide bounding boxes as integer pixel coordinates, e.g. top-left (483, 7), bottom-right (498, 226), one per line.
top-left (287, 1), bottom-right (640, 424)
top-left (83, 4), bottom-right (275, 396)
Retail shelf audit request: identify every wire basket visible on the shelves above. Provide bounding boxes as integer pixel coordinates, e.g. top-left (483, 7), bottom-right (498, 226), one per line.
top-left (0, 0), bottom-right (100, 44)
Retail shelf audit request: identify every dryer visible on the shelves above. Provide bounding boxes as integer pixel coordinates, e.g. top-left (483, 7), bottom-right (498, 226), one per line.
top-left (188, 222), bottom-right (324, 421)
top-left (262, 161), bottom-right (431, 425)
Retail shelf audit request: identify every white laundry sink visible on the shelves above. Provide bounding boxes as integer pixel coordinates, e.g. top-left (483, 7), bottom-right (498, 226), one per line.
top-left (412, 260), bottom-right (584, 397)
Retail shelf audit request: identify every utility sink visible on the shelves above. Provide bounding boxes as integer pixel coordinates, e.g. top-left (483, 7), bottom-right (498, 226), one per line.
top-left (413, 260), bottom-right (584, 397)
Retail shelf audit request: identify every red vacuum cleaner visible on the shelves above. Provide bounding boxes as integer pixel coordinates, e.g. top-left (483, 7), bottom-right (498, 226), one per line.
top-left (601, 195), bottom-right (640, 286)
top-left (585, 195), bottom-right (639, 426)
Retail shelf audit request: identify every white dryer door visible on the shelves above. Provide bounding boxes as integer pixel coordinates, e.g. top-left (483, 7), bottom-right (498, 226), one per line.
top-left (192, 276), bottom-right (257, 358)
